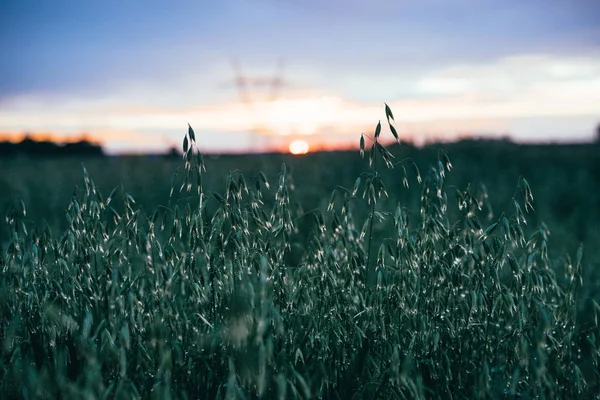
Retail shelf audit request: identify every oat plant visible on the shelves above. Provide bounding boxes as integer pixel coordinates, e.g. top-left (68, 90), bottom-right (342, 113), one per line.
top-left (0, 105), bottom-right (597, 399)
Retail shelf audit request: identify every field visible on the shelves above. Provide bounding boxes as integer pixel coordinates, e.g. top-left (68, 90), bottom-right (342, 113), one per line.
top-left (1, 123), bottom-right (600, 398)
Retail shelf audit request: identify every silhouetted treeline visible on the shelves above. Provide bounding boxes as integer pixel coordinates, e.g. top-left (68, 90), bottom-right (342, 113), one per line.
top-left (0, 138), bottom-right (104, 157)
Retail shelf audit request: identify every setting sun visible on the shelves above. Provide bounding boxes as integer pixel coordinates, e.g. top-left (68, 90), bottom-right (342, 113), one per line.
top-left (289, 140), bottom-right (310, 155)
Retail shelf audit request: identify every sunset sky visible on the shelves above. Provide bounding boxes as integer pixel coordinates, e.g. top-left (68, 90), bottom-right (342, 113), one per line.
top-left (1, 0), bottom-right (599, 154)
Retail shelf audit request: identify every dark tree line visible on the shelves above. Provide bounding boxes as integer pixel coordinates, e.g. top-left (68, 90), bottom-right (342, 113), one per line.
top-left (0, 137), bottom-right (104, 157)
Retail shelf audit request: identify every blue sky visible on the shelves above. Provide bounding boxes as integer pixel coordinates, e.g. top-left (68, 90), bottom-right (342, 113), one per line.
top-left (1, 0), bottom-right (599, 153)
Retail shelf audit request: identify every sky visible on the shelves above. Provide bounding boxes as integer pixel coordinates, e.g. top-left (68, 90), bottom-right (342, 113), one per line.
top-left (1, 0), bottom-right (599, 154)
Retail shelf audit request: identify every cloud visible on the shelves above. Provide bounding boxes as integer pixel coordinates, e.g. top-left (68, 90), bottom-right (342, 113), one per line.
top-left (2, 0), bottom-right (599, 105)
top-left (1, 52), bottom-right (599, 153)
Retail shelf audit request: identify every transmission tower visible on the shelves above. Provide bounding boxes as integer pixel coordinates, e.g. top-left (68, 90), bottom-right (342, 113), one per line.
top-left (231, 58), bottom-right (285, 152)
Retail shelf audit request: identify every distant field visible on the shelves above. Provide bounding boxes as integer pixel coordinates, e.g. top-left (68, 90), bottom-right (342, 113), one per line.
top-left (2, 139), bottom-right (600, 396)
top-left (2, 141), bottom-right (599, 255)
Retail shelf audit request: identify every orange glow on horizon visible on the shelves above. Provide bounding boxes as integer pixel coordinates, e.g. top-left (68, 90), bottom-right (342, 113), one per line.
top-left (0, 130), bottom-right (174, 154)
top-left (0, 131), bottom-right (101, 145)
top-left (289, 140), bottom-right (310, 155)
top-left (0, 123), bottom-right (505, 155)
